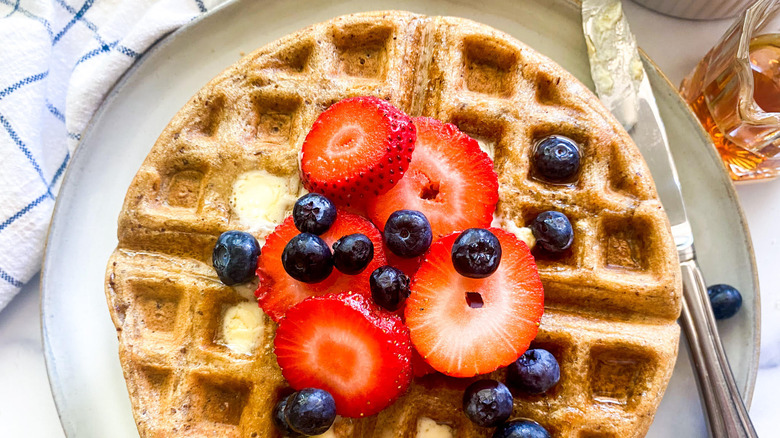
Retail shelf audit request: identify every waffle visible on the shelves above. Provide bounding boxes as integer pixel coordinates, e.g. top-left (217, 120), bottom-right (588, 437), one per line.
top-left (105, 11), bottom-right (682, 438)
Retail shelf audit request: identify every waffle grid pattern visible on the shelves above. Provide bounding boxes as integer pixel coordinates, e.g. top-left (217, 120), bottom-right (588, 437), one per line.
top-left (106, 12), bottom-right (681, 438)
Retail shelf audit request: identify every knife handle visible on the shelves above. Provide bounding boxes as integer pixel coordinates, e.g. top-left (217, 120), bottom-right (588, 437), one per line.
top-left (679, 257), bottom-right (757, 438)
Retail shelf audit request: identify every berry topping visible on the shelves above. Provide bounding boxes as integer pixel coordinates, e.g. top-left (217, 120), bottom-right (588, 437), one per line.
top-left (493, 420), bottom-right (551, 438)
top-left (383, 210), bottom-right (433, 258)
top-left (506, 348), bottom-right (560, 394)
top-left (212, 230), bottom-right (261, 285)
top-left (256, 212), bottom-right (387, 321)
top-left (272, 397), bottom-right (303, 437)
top-left (332, 233), bottom-right (374, 275)
top-left (293, 193), bottom-right (337, 235)
top-left (410, 347), bottom-right (438, 378)
top-left (462, 379), bottom-right (513, 428)
top-left (284, 389), bottom-right (337, 436)
top-left (451, 228), bottom-right (502, 279)
top-left (707, 284), bottom-right (743, 320)
top-left (274, 292), bottom-right (413, 418)
top-left (530, 211), bottom-right (573, 253)
top-left (385, 250), bottom-right (424, 278)
top-left (367, 117), bottom-right (498, 239)
top-left (406, 228), bottom-right (544, 377)
top-left (533, 135), bottom-right (581, 182)
top-left (370, 266), bottom-right (411, 312)
top-left (300, 96), bottom-right (416, 205)
top-left (282, 233), bottom-right (334, 283)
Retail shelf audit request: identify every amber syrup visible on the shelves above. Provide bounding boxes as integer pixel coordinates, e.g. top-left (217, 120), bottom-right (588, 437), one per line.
top-left (682, 34), bottom-right (780, 181)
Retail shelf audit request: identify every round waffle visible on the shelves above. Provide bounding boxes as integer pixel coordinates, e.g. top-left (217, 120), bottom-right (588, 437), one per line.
top-left (105, 11), bottom-right (682, 438)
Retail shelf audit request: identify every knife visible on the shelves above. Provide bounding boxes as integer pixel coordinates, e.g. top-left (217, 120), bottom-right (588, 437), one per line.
top-left (581, 1), bottom-right (758, 437)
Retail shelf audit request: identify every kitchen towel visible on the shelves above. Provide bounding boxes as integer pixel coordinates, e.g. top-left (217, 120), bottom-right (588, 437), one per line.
top-left (0, 0), bottom-right (227, 312)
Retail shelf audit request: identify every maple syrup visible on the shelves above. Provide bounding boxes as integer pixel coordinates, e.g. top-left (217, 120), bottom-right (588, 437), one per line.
top-left (749, 34), bottom-right (780, 113)
top-left (681, 33), bottom-right (780, 181)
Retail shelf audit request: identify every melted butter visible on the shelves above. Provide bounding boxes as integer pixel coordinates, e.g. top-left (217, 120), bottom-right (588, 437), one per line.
top-left (582, 0), bottom-right (642, 129)
top-left (220, 302), bottom-right (264, 355)
top-left (416, 418), bottom-right (454, 438)
top-left (506, 222), bottom-right (536, 249)
top-left (476, 137), bottom-right (496, 161)
top-left (230, 170), bottom-right (303, 240)
top-left (493, 215), bottom-right (536, 249)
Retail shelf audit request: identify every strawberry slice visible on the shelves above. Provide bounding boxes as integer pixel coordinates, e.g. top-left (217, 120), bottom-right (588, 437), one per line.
top-left (405, 228), bottom-right (544, 378)
top-left (255, 210), bottom-right (386, 321)
top-left (366, 117), bottom-right (498, 239)
top-left (274, 292), bottom-right (413, 418)
top-left (411, 348), bottom-right (437, 378)
top-left (300, 96), bottom-right (416, 206)
top-left (385, 250), bottom-right (423, 278)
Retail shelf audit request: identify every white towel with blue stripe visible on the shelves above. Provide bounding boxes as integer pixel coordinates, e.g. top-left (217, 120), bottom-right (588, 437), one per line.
top-left (0, 0), bottom-right (226, 312)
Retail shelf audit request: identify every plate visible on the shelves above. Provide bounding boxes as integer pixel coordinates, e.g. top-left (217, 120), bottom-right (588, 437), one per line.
top-left (41, 0), bottom-right (760, 436)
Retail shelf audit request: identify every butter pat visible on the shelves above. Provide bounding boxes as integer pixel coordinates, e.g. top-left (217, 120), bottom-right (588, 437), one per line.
top-left (416, 418), bottom-right (454, 438)
top-left (581, 0), bottom-right (643, 130)
top-left (221, 302), bottom-right (264, 355)
top-left (476, 137), bottom-right (495, 161)
top-left (503, 219), bottom-right (536, 249)
top-left (230, 170), bottom-right (302, 237)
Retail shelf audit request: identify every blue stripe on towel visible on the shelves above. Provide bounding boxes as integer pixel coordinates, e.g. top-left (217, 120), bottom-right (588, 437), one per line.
top-left (0, 71), bottom-right (49, 101)
top-left (2, 0), bottom-right (20, 18)
top-left (0, 0), bottom-right (54, 39)
top-left (75, 40), bottom-right (140, 69)
top-left (0, 267), bottom-right (24, 288)
top-left (49, 151), bottom-right (71, 189)
top-left (46, 102), bottom-right (65, 122)
top-left (0, 113), bottom-right (54, 199)
top-left (53, 0), bottom-right (107, 46)
top-left (53, 0), bottom-right (96, 44)
top-left (0, 193), bottom-right (49, 233)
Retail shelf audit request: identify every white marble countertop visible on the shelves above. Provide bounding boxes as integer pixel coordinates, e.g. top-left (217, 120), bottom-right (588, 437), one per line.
top-left (1, 2), bottom-right (778, 437)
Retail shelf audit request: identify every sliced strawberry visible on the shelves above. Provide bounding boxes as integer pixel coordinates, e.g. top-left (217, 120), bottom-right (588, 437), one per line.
top-left (300, 96), bottom-right (416, 206)
top-left (256, 210), bottom-right (386, 321)
top-left (274, 292), bottom-right (413, 418)
top-left (405, 228), bottom-right (544, 378)
top-left (366, 117), bottom-right (498, 239)
top-left (411, 348), bottom-right (437, 378)
top-left (385, 250), bottom-right (423, 278)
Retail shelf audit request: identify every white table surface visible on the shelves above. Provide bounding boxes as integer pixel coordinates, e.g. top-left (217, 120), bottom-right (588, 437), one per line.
top-left (1, 2), bottom-right (778, 437)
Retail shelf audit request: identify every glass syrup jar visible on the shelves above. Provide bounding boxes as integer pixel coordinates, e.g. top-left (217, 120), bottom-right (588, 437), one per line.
top-left (680, 0), bottom-right (780, 181)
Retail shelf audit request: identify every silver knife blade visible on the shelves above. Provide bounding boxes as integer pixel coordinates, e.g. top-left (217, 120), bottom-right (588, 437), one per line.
top-left (632, 73), bottom-right (694, 252)
top-left (582, 0), bottom-right (693, 253)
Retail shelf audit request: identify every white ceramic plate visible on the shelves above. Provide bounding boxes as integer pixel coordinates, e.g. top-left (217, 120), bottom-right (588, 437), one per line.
top-left (41, 0), bottom-right (760, 436)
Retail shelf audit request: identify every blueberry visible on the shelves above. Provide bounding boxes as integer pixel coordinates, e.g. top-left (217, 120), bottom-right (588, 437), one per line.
top-left (493, 420), bottom-right (551, 438)
top-left (332, 233), bottom-right (374, 275)
top-left (370, 266), bottom-right (411, 311)
top-left (507, 349), bottom-right (560, 394)
top-left (282, 233), bottom-right (333, 283)
top-left (451, 228), bottom-right (502, 279)
top-left (272, 397), bottom-right (303, 437)
top-left (212, 231), bottom-right (261, 285)
top-left (533, 135), bottom-right (581, 182)
top-left (284, 388), bottom-right (337, 436)
top-left (293, 193), bottom-right (337, 235)
top-left (708, 284), bottom-right (743, 320)
top-left (530, 211), bottom-right (573, 253)
top-left (462, 379), bottom-right (513, 428)
top-left (383, 210), bottom-right (433, 258)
